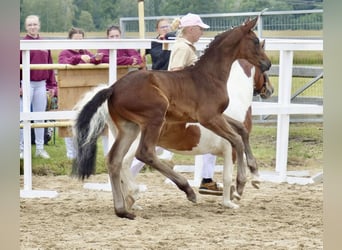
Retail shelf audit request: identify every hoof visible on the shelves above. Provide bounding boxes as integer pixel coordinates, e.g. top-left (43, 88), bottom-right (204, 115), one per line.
top-left (230, 185), bottom-right (241, 200)
top-left (185, 186), bottom-right (197, 203)
top-left (233, 191), bottom-right (241, 201)
top-left (132, 204), bottom-right (143, 210)
top-left (251, 180), bottom-right (260, 189)
top-left (251, 174), bottom-right (261, 189)
top-left (115, 210), bottom-right (136, 220)
top-left (236, 179), bottom-right (247, 196)
top-left (223, 200), bottom-right (239, 209)
top-left (187, 192), bottom-right (197, 203)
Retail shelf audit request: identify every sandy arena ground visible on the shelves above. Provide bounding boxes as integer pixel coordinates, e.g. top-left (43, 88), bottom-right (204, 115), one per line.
top-left (20, 170), bottom-right (323, 250)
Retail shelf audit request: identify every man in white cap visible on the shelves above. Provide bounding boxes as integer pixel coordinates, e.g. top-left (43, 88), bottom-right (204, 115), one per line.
top-left (168, 13), bottom-right (222, 196)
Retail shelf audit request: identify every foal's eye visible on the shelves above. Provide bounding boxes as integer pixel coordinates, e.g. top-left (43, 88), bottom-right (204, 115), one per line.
top-left (253, 38), bottom-right (260, 45)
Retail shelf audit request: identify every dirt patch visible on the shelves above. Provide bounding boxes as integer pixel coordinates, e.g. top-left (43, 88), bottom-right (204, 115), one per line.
top-left (20, 170), bottom-right (322, 250)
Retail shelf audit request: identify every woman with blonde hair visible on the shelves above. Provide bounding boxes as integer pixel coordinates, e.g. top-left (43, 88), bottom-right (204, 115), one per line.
top-left (168, 13), bottom-right (221, 195)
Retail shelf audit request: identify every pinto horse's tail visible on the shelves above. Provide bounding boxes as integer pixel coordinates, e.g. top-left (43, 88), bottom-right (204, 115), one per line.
top-left (72, 84), bottom-right (113, 180)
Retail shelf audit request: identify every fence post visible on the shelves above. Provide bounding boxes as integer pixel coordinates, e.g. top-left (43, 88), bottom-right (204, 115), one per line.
top-left (22, 50), bottom-right (32, 191)
top-left (20, 50), bottom-right (58, 198)
top-left (275, 50), bottom-right (293, 180)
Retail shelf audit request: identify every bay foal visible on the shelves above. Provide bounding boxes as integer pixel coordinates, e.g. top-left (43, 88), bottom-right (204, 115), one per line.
top-left (73, 18), bottom-right (271, 219)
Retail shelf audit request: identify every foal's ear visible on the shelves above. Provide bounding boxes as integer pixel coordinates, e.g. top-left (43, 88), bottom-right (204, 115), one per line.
top-left (260, 40), bottom-right (265, 49)
top-left (242, 17), bottom-right (258, 31)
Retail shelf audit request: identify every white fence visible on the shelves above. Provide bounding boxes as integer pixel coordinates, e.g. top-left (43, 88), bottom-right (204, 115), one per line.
top-left (120, 9), bottom-right (323, 39)
top-left (20, 38), bottom-right (323, 198)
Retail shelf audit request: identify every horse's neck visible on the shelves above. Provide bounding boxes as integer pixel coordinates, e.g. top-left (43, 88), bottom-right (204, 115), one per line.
top-left (224, 61), bottom-right (254, 122)
top-left (195, 40), bottom-right (240, 83)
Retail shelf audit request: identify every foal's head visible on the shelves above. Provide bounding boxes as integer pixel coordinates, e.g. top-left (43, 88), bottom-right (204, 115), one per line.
top-left (231, 17), bottom-right (271, 73)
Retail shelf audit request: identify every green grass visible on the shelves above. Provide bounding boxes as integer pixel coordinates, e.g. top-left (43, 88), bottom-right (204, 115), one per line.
top-left (20, 131), bottom-right (107, 176)
top-left (20, 122), bottom-right (323, 176)
top-left (268, 76), bottom-right (323, 98)
top-left (266, 50), bottom-right (323, 65)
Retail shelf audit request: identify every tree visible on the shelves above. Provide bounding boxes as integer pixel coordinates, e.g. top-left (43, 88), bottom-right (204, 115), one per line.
top-left (76, 10), bottom-right (96, 31)
top-left (20, 0), bottom-right (74, 32)
top-left (20, 0), bottom-right (322, 32)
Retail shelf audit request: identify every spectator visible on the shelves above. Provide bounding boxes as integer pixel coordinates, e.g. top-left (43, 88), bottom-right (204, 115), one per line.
top-left (98, 25), bottom-right (144, 68)
top-left (58, 27), bottom-right (104, 159)
top-left (20, 15), bottom-right (57, 159)
top-left (145, 18), bottom-right (177, 70)
top-left (168, 13), bottom-right (222, 195)
top-left (58, 27), bottom-right (103, 65)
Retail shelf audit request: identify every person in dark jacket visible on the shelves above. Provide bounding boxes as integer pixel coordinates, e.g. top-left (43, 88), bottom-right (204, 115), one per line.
top-left (20, 15), bottom-right (57, 159)
top-left (145, 18), bottom-right (177, 70)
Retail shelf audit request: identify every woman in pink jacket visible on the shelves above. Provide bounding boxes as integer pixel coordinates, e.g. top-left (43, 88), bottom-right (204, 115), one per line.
top-left (20, 15), bottom-right (57, 160)
top-left (58, 27), bottom-right (103, 65)
top-left (97, 25), bottom-right (144, 68)
top-left (58, 27), bottom-right (103, 159)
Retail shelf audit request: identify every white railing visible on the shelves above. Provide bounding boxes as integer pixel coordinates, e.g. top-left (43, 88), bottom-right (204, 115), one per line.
top-left (20, 38), bottom-right (323, 197)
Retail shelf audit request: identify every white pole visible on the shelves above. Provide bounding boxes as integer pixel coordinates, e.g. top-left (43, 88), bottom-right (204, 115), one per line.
top-left (22, 50), bottom-right (32, 191)
top-left (275, 50), bottom-right (293, 180)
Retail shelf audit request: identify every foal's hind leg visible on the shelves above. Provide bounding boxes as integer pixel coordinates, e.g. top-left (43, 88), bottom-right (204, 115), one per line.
top-left (224, 114), bottom-right (261, 189)
top-left (201, 114), bottom-right (247, 196)
top-left (107, 121), bottom-right (140, 220)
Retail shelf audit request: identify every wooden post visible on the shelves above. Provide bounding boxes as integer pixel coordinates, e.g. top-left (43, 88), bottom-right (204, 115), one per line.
top-left (138, 0), bottom-right (145, 57)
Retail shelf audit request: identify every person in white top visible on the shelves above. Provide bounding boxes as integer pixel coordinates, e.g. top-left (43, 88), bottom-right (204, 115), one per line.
top-left (168, 13), bottom-right (222, 196)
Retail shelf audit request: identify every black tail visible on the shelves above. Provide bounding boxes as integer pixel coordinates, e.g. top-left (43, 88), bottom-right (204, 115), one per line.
top-left (72, 86), bottom-right (113, 180)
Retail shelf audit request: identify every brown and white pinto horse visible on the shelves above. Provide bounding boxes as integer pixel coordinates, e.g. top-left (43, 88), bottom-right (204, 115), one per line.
top-left (72, 18), bottom-right (271, 219)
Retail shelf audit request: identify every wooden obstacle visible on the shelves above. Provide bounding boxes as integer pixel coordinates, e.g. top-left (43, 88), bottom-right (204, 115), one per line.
top-left (57, 65), bottom-right (139, 137)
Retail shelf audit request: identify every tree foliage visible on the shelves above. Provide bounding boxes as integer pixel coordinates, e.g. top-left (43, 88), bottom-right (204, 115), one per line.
top-left (20, 0), bottom-right (322, 32)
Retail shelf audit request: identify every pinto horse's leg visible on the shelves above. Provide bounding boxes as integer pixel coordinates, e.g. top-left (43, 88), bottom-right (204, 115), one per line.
top-left (222, 144), bottom-right (239, 208)
top-left (201, 114), bottom-right (247, 197)
top-left (107, 121), bottom-right (140, 220)
top-left (223, 114), bottom-right (261, 189)
top-left (136, 122), bottom-right (197, 204)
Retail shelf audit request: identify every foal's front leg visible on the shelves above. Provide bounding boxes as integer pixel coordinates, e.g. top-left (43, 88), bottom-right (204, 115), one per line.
top-left (136, 123), bottom-right (197, 203)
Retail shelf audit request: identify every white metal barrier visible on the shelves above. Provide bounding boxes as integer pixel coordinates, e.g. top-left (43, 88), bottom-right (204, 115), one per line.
top-left (20, 38), bottom-right (323, 198)
top-left (20, 39), bottom-right (151, 198)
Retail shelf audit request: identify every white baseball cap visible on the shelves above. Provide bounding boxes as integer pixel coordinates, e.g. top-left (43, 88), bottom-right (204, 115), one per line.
top-left (180, 13), bottom-right (210, 29)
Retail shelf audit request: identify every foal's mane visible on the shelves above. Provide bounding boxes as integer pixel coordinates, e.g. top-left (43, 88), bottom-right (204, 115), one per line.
top-left (203, 28), bottom-right (235, 53)
top-left (194, 25), bottom-right (245, 67)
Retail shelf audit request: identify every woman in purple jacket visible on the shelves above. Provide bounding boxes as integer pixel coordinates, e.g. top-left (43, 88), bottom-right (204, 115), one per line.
top-left (97, 25), bottom-right (144, 68)
top-left (58, 27), bottom-right (103, 65)
top-left (20, 15), bottom-right (57, 159)
top-left (58, 27), bottom-right (103, 160)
